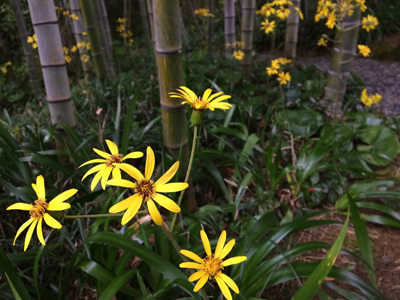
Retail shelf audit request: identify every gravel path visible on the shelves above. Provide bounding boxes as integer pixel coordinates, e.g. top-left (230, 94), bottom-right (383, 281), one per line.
top-left (297, 56), bottom-right (400, 115)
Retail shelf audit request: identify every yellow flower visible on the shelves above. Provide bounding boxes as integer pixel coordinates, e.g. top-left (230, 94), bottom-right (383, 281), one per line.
top-left (63, 47), bottom-right (69, 54)
top-left (77, 42), bottom-right (86, 48)
top-left (361, 89), bottom-right (381, 107)
top-left (194, 8), bottom-right (214, 17)
top-left (277, 57), bottom-right (292, 65)
top-left (71, 46), bottom-right (77, 53)
top-left (65, 55), bottom-right (72, 63)
top-left (5, 61), bottom-right (11, 66)
top-left (1, 67), bottom-right (7, 74)
top-left (7, 175), bottom-right (77, 251)
top-left (81, 54), bottom-right (90, 63)
top-left (276, 6), bottom-right (290, 19)
top-left (232, 50), bottom-right (244, 60)
top-left (293, 6), bottom-right (304, 20)
top-left (277, 72), bottom-right (291, 85)
top-left (129, 38), bottom-right (134, 46)
top-left (170, 87), bottom-right (232, 111)
top-left (107, 146), bottom-right (187, 226)
top-left (362, 15), bottom-right (378, 32)
top-left (82, 32), bottom-right (88, 36)
top-left (326, 12), bottom-right (336, 29)
top-left (266, 60), bottom-right (281, 76)
top-left (117, 18), bottom-right (126, 23)
top-left (70, 14), bottom-right (79, 20)
top-left (63, 10), bottom-right (70, 15)
top-left (235, 41), bottom-right (244, 47)
top-left (261, 19), bottom-right (276, 34)
top-left (355, 0), bottom-right (367, 12)
top-left (116, 24), bottom-right (125, 33)
top-left (318, 38), bottom-right (328, 46)
top-left (27, 34), bottom-right (37, 49)
top-left (357, 45), bottom-right (371, 57)
top-left (79, 140), bottom-right (143, 191)
top-left (272, 0), bottom-right (292, 6)
top-left (180, 230), bottom-right (247, 300)
top-left (86, 43), bottom-right (90, 50)
top-left (257, 3), bottom-right (276, 17)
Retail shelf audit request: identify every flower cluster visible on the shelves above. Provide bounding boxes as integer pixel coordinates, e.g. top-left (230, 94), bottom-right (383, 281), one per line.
top-left (1, 61), bottom-right (11, 74)
top-left (266, 58), bottom-right (292, 85)
top-left (116, 18), bottom-right (133, 45)
top-left (27, 34), bottom-right (37, 49)
top-left (357, 44), bottom-right (371, 57)
top-left (226, 41), bottom-right (245, 61)
top-left (55, 6), bottom-right (79, 20)
top-left (62, 42), bottom-right (90, 63)
top-left (194, 8), bottom-right (215, 18)
top-left (361, 89), bottom-right (382, 107)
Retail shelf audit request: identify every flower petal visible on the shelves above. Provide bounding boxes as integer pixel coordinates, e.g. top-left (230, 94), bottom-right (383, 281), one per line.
top-left (209, 95), bottom-right (231, 104)
top-left (120, 194), bottom-right (143, 225)
top-left (215, 230), bottom-right (226, 259)
top-left (193, 274), bottom-right (209, 292)
top-left (13, 218), bottom-right (34, 245)
top-left (147, 199), bottom-right (162, 226)
top-left (202, 89), bottom-right (212, 102)
top-left (122, 151), bottom-right (144, 160)
top-left (145, 146), bottom-right (155, 180)
top-left (179, 262), bottom-right (204, 269)
top-left (50, 189), bottom-right (78, 204)
top-left (200, 230), bottom-right (212, 257)
top-left (7, 203), bottom-right (32, 211)
top-left (155, 183), bottom-right (188, 193)
top-left (79, 159), bottom-right (106, 168)
top-left (179, 86), bottom-right (198, 101)
top-left (105, 140), bottom-right (119, 155)
top-left (43, 213), bottom-right (62, 229)
top-left (112, 167), bottom-right (121, 180)
top-left (218, 273), bottom-right (239, 294)
top-left (24, 220), bottom-right (37, 251)
top-left (152, 193), bottom-right (180, 213)
top-left (93, 148), bottom-right (111, 159)
top-left (107, 178), bottom-right (136, 189)
top-left (189, 270), bottom-right (206, 282)
top-left (215, 275), bottom-right (233, 300)
top-left (36, 175), bottom-right (45, 199)
top-left (155, 161), bottom-right (180, 186)
top-left (101, 167), bottom-right (113, 189)
top-left (180, 249), bottom-right (204, 264)
top-left (47, 202), bottom-right (71, 211)
top-left (82, 164), bottom-right (106, 181)
top-left (118, 163), bottom-right (144, 182)
top-left (219, 239), bottom-right (235, 260)
top-left (91, 168), bottom-right (108, 191)
top-left (206, 91), bottom-right (223, 102)
top-left (221, 256), bottom-right (247, 267)
top-left (36, 218), bottom-right (45, 246)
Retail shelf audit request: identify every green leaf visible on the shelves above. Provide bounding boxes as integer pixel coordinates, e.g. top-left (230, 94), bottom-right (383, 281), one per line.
top-left (292, 213), bottom-right (349, 300)
top-left (276, 110), bottom-right (323, 138)
top-left (98, 269), bottom-right (138, 300)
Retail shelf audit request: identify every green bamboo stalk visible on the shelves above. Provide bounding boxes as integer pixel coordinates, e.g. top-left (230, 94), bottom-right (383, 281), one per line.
top-left (324, 8), bottom-right (362, 113)
top-left (240, 0), bottom-right (256, 75)
top-left (284, 0), bottom-right (301, 60)
top-left (99, 0), bottom-right (116, 78)
top-left (9, 0), bottom-right (41, 95)
top-left (70, 0), bottom-right (92, 77)
top-left (153, 0), bottom-right (196, 211)
top-left (224, 0), bottom-right (236, 58)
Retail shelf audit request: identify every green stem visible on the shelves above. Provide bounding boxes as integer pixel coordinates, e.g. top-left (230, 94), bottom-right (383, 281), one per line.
top-left (170, 125), bottom-right (199, 233)
top-left (63, 211), bottom-right (145, 219)
top-left (333, 21), bottom-right (345, 122)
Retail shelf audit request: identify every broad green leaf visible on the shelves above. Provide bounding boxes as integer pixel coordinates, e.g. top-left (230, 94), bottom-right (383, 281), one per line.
top-left (276, 110), bottom-right (323, 137)
top-left (98, 269), bottom-right (137, 300)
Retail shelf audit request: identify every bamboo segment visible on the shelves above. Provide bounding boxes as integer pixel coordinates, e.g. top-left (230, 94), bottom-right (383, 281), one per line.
top-left (9, 0), bottom-right (41, 95)
top-left (99, 0), bottom-right (116, 78)
top-left (240, 0), bottom-right (256, 75)
top-left (324, 8), bottom-right (362, 111)
top-left (284, 0), bottom-right (301, 60)
top-left (224, 0), bottom-right (236, 58)
top-left (70, 0), bottom-right (91, 77)
top-left (27, 0), bottom-right (75, 127)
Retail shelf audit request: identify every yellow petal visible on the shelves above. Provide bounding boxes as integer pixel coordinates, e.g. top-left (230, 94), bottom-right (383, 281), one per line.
top-left (118, 163), bottom-right (144, 182)
top-left (215, 275), bottom-right (233, 300)
top-left (120, 194), bottom-right (143, 224)
top-left (24, 220), bottom-right (37, 251)
top-left (36, 175), bottom-right (45, 199)
top-left (105, 140), bottom-right (119, 155)
top-left (193, 274), bottom-right (209, 292)
top-left (7, 203), bottom-right (32, 211)
top-left (13, 218), bottom-right (34, 245)
top-left (180, 249), bottom-right (204, 264)
top-left (107, 178), bottom-right (136, 189)
top-left (36, 218), bottom-right (45, 246)
top-left (82, 164), bottom-right (106, 181)
top-left (218, 273), bottom-right (239, 294)
top-left (122, 151), bottom-right (144, 160)
top-left (189, 270), bottom-right (206, 282)
top-left (112, 167), bottom-right (121, 180)
top-left (145, 146), bottom-right (155, 180)
top-left (50, 189), bottom-right (78, 204)
top-left (147, 199), bottom-right (162, 226)
top-left (154, 161), bottom-right (179, 186)
top-left (155, 182), bottom-right (188, 193)
top-left (210, 95), bottom-right (231, 104)
top-left (43, 213), bottom-right (62, 229)
top-left (215, 230), bottom-right (226, 258)
top-left (91, 168), bottom-right (107, 191)
top-left (79, 159), bottom-right (106, 168)
top-left (179, 262), bottom-right (204, 269)
top-left (222, 256), bottom-right (247, 267)
top-left (47, 202), bottom-right (71, 211)
top-left (110, 194), bottom-right (137, 213)
top-left (202, 89), bottom-right (212, 102)
top-left (206, 91), bottom-right (224, 102)
top-left (219, 239), bottom-right (235, 260)
top-left (179, 86), bottom-right (198, 100)
top-left (93, 148), bottom-right (111, 159)
top-left (200, 230), bottom-right (212, 257)
top-left (101, 167), bottom-right (113, 189)
top-left (152, 193), bottom-right (180, 213)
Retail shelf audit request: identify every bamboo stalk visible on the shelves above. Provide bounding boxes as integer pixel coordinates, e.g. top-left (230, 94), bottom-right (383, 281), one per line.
top-left (240, 0), bottom-right (255, 75)
top-left (224, 0), bottom-right (236, 58)
top-left (139, 0), bottom-right (151, 53)
top-left (9, 0), bottom-right (41, 95)
top-left (27, 0), bottom-right (75, 127)
top-left (284, 0), bottom-right (301, 60)
top-left (153, 0), bottom-right (196, 211)
top-left (99, 0), bottom-right (116, 78)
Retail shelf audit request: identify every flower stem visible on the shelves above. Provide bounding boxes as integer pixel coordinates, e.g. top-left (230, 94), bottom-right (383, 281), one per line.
top-left (63, 211), bottom-right (146, 219)
top-left (170, 125), bottom-right (199, 233)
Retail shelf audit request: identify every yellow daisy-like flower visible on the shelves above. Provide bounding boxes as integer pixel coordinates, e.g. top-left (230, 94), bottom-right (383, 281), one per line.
top-left (326, 12), bottom-right (336, 29)
top-left (7, 175), bottom-right (77, 251)
top-left (81, 54), bottom-right (90, 63)
top-left (257, 3), bottom-right (276, 17)
top-left (107, 146), bottom-right (187, 226)
top-left (318, 38), bottom-right (328, 46)
top-left (6, 61), bottom-right (12, 66)
top-left (169, 86), bottom-right (232, 111)
top-left (261, 19), bottom-right (276, 34)
top-left (232, 50), bottom-right (244, 60)
top-left (362, 14), bottom-right (378, 32)
top-left (65, 55), bottom-right (72, 63)
top-left (357, 44), bottom-right (371, 57)
top-left (361, 89), bottom-right (381, 107)
top-left (266, 60), bottom-right (281, 76)
top-left (272, 0), bottom-right (292, 6)
top-left (277, 72), bottom-right (291, 85)
top-left (71, 46), bottom-right (77, 53)
top-left (1, 67), bottom-right (7, 74)
top-left (79, 140), bottom-right (143, 191)
top-left (180, 230), bottom-right (247, 300)
top-left (355, 0), bottom-right (367, 12)
top-left (276, 6), bottom-right (290, 19)
top-left (277, 57), bottom-right (291, 65)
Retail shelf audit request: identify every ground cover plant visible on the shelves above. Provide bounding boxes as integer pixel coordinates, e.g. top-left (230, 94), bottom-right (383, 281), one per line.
top-left (1, 0), bottom-right (400, 299)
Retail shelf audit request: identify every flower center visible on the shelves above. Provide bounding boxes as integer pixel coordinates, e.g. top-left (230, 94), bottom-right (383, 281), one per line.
top-left (105, 154), bottom-right (124, 167)
top-left (136, 180), bottom-right (155, 200)
top-left (30, 199), bottom-right (49, 221)
top-left (202, 255), bottom-right (223, 278)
